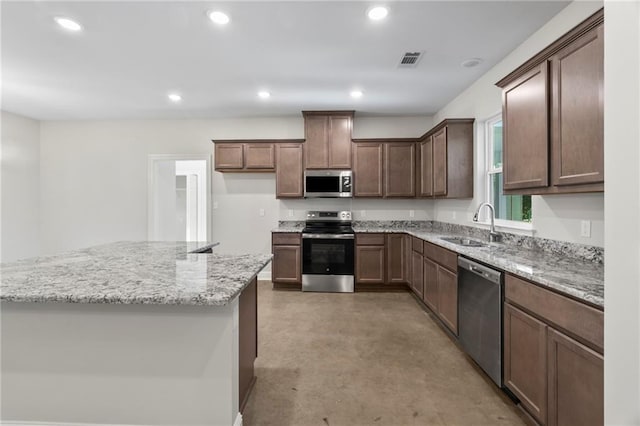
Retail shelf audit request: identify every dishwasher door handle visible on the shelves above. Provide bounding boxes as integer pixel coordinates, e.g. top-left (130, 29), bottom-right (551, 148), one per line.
top-left (458, 257), bottom-right (502, 285)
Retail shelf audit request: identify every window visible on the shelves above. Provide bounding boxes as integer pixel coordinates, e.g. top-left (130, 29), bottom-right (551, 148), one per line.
top-left (485, 114), bottom-right (532, 226)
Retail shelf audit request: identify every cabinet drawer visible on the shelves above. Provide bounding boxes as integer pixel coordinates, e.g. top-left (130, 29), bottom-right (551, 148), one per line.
top-left (272, 233), bottom-right (301, 245)
top-left (424, 241), bottom-right (457, 272)
top-left (411, 237), bottom-right (423, 254)
top-left (505, 274), bottom-right (603, 353)
top-left (356, 233), bottom-right (385, 246)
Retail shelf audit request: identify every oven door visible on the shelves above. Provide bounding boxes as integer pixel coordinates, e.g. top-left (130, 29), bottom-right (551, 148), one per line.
top-left (302, 234), bottom-right (354, 292)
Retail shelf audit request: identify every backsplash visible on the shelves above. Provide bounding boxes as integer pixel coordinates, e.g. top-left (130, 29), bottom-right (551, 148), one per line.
top-left (276, 220), bottom-right (604, 264)
top-left (429, 221), bottom-right (603, 264)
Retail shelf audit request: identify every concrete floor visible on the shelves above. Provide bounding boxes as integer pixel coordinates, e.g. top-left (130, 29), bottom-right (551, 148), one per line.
top-left (243, 282), bottom-right (528, 426)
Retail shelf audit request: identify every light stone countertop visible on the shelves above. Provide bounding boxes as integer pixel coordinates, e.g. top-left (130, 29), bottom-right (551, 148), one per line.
top-left (0, 241), bottom-right (271, 306)
top-left (273, 221), bottom-right (604, 308)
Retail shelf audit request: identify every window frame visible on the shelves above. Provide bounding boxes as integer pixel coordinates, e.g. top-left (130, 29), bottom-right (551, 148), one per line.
top-left (483, 113), bottom-right (534, 231)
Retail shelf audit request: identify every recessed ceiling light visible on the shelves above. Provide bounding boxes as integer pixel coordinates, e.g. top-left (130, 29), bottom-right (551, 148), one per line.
top-left (367, 6), bottom-right (389, 21)
top-left (208, 11), bottom-right (230, 25)
top-left (168, 93), bottom-right (182, 102)
top-left (257, 91), bottom-right (271, 99)
top-left (350, 90), bottom-right (364, 99)
top-left (461, 58), bottom-right (483, 68)
top-left (54, 16), bottom-right (83, 32)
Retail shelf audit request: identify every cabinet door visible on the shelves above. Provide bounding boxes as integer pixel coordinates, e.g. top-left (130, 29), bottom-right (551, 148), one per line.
top-left (432, 128), bottom-right (447, 196)
top-left (436, 266), bottom-right (457, 335)
top-left (384, 143), bottom-right (416, 197)
top-left (418, 138), bottom-right (433, 197)
top-left (353, 143), bottom-right (384, 197)
top-left (422, 257), bottom-right (438, 312)
top-left (272, 245), bottom-right (301, 283)
top-left (356, 245), bottom-right (385, 284)
top-left (503, 63), bottom-right (549, 190)
top-left (504, 303), bottom-right (548, 425)
top-left (275, 144), bottom-right (304, 198)
top-left (304, 115), bottom-right (329, 169)
top-left (547, 328), bottom-right (603, 426)
top-left (215, 143), bottom-right (244, 170)
top-left (411, 251), bottom-right (423, 298)
top-left (550, 25), bottom-right (604, 187)
top-left (244, 144), bottom-right (275, 170)
top-left (328, 115), bottom-right (352, 169)
top-left (386, 234), bottom-right (406, 284)
top-left (404, 235), bottom-right (412, 288)
top-left (238, 278), bottom-right (257, 412)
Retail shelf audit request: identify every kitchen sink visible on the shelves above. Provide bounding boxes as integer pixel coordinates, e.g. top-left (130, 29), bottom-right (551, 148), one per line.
top-left (440, 236), bottom-right (487, 247)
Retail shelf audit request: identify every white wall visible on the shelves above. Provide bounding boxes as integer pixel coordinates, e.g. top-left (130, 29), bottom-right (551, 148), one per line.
top-left (604, 1), bottom-right (640, 424)
top-left (38, 115), bottom-right (434, 258)
top-left (0, 111), bottom-right (41, 262)
top-left (432, 1), bottom-right (605, 247)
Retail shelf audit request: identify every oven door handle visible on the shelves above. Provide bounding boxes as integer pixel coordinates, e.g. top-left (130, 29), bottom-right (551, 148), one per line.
top-left (302, 233), bottom-right (355, 240)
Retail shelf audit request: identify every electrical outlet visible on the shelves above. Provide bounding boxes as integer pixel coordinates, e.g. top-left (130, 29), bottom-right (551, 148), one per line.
top-left (409, 210), bottom-right (415, 218)
top-left (259, 208), bottom-right (265, 217)
top-left (288, 209), bottom-right (294, 217)
top-left (213, 201), bottom-right (219, 210)
top-left (452, 211), bottom-right (457, 220)
top-left (361, 210), bottom-right (367, 218)
top-left (580, 220), bottom-right (591, 238)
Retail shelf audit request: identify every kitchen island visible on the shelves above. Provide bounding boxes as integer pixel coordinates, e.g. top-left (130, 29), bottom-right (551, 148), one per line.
top-left (1, 241), bottom-right (271, 426)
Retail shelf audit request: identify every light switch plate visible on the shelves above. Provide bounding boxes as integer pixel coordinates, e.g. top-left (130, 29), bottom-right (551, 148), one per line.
top-left (259, 208), bottom-right (265, 217)
top-left (361, 210), bottom-right (367, 218)
top-left (409, 210), bottom-right (415, 218)
top-left (288, 209), bottom-right (294, 217)
top-left (580, 220), bottom-right (591, 238)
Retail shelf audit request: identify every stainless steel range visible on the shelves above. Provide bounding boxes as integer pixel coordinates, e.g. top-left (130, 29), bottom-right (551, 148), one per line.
top-left (302, 211), bottom-right (354, 293)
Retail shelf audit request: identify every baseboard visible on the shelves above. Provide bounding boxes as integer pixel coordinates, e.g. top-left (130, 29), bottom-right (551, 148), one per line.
top-left (1, 422), bottom-right (156, 426)
top-left (2, 419), bottom-right (242, 426)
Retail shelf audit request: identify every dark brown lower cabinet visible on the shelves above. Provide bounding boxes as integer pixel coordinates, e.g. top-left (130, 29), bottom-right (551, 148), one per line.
top-left (422, 258), bottom-right (438, 312)
top-left (547, 328), bottom-right (604, 426)
top-left (239, 278), bottom-right (257, 412)
top-left (437, 267), bottom-right (458, 335)
top-left (386, 234), bottom-right (408, 284)
top-left (504, 303), bottom-right (548, 424)
top-left (504, 274), bottom-right (604, 426)
top-left (271, 233), bottom-right (301, 284)
top-left (411, 251), bottom-right (423, 298)
top-left (356, 245), bottom-right (385, 284)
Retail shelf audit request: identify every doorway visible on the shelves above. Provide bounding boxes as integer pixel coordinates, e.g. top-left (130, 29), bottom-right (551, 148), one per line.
top-left (147, 154), bottom-right (211, 242)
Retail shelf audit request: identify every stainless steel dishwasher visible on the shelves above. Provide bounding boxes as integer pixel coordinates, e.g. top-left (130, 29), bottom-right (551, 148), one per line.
top-left (458, 257), bottom-right (503, 387)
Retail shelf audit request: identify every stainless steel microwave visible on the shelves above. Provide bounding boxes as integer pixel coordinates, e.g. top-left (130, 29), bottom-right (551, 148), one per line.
top-left (304, 170), bottom-right (353, 198)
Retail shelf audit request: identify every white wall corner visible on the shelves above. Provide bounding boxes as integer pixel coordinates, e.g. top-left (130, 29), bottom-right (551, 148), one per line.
top-left (233, 413), bottom-right (243, 426)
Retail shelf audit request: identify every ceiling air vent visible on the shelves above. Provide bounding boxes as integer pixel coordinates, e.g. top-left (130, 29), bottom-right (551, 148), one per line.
top-left (398, 51), bottom-right (423, 68)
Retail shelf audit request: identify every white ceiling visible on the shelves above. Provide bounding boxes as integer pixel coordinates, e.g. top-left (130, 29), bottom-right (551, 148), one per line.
top-left (1, 1), bottom-right (569, 121)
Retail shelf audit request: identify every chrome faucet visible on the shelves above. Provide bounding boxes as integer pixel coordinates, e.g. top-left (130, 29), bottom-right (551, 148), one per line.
top-left (473, 203), bottom-right (502, 243)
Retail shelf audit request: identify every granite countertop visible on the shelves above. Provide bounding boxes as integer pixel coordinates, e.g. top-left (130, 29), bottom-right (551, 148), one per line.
top-left (273, 221), bottom-right (604, 308)
top-left (0, 241), bottom-right (272, 306)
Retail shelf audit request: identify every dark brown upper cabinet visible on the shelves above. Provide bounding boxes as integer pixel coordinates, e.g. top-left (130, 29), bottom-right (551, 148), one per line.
top-left (384, 143), bottom-right (416, 197)
top-left (502, 64), bottom-right (550, 190)
top-left (352, 141), bottom-right (416, 198)
top-left (417, 137), bottom-right (433, 197)
top-left (275, 143), bottom-right (304, 198)
top-left (303, 111), bottom-right (354, 169)
top-left (416, 119), bottom-right (474, 199)
top-left (352, 142), bottom-right (384, 197)
top-left (214, 143), bottom-right (245, 170)
top-left (214, 142), bottom-right (275, 172)
top-left (497, 9), bottom-right (604, 195)
top-left (213, 140), bottom-right (303, 173)
top-left (550, 23), bottom-right (604, 188)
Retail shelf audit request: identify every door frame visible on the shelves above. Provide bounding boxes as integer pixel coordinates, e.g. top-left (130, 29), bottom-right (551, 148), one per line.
top-left (147, 154), bottom-right (212, 241)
